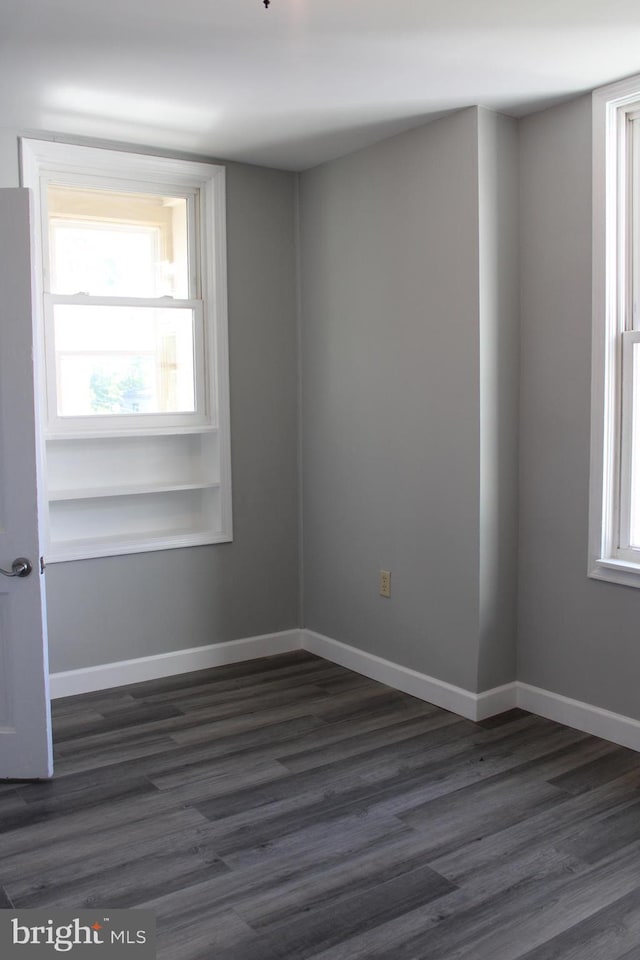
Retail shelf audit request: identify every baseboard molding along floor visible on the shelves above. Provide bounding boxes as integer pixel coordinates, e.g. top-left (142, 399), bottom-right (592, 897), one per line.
top-left (49, 627), bottom-right (640, 752)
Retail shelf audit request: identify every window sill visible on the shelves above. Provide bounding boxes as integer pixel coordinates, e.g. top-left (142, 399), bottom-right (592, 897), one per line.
top-left (590, 557), bottom-right (640, 588)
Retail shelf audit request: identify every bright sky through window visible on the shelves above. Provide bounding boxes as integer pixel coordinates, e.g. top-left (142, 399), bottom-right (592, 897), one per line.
top-left (47, 186), bottom-right (194, 417)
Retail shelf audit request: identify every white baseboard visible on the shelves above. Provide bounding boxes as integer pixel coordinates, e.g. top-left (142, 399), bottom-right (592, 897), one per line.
top-left (49, 629), bottom-right (302, 699)
top-left (516, 683), bottom-right (640, 753)
top-left (301, 629), bottom-right (515, 722)
top-left (301, 630), bottom-right (640, 749)
top-left (50, 626), bottom-right (640, 752)
top-left (476, 682), bottom-right (519, 721)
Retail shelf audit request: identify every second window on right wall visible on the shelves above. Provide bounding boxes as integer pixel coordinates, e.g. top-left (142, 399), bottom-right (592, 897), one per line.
top-left (590, 75), bottom-right (640, 586)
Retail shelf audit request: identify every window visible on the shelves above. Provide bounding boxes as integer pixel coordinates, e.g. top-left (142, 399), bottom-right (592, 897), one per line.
top-left (21, 140), bottom-right (232, 562)
top-left (590, 76), bottom-right (640, 586)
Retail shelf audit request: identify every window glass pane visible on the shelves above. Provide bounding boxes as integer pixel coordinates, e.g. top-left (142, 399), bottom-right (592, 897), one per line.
top-left (53, 305), bottom-right (196, 416)
top-left (47, 185), bottom-right (189, 298)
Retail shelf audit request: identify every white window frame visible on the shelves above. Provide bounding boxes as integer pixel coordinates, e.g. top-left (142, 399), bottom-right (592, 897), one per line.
top-left (590, 75), bottom-right (640, 586)
top-left (20, 139), bottom-right (232, 562)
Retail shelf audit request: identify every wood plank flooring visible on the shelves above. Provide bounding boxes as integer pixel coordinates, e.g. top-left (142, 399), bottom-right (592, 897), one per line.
top-left (2, 650), bottom-right (640, 959)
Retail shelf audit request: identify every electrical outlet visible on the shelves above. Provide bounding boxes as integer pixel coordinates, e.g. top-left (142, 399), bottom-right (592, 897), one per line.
top-left (379, 569), bottom-right (391, 598)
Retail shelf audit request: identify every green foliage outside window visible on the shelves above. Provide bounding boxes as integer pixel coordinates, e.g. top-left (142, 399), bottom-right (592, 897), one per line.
top-left (89, 358), bottom-right (148, 414)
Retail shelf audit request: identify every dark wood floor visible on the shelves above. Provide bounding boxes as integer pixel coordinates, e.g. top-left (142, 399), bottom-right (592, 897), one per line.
top-left (2, 651), bottom-right (640, 959)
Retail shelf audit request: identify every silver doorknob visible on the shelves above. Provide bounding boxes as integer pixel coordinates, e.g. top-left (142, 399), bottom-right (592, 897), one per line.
top-left (0, 558), bottom-right (32, 578)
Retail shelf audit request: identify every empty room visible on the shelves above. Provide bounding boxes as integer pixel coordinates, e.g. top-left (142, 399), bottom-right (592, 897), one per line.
top-left (2, 2), bottom-right (640, 958)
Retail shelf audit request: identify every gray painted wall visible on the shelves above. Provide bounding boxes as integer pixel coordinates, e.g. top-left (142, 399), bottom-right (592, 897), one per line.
top-left (477, 108), bottom-right (520, 690)
top-left (518, 95), bottom-right (640, 720)
top-left (0, 141), bottom-right (300, 671)
top-left (299, 109), bottom-right (485, 691)
top-left (4, 93), bottom-right (636, 721)
top-left (299, 107), bottom-right (520, 693)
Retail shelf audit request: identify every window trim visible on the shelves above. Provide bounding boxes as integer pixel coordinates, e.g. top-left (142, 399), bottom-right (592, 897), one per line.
top-left (20, 139), bottom-right (233, 561)
top-left (590, 74), bottom-right (640, 587)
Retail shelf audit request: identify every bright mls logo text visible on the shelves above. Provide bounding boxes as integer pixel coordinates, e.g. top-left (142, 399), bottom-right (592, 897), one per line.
top-left (0, 910), bottom-right (155, 960)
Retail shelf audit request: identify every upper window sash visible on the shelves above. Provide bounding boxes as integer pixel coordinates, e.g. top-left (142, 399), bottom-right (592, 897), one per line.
top-left (39, 175), bottom-right (200, 301)
top-left (632, 117), bottom-right (640, 333)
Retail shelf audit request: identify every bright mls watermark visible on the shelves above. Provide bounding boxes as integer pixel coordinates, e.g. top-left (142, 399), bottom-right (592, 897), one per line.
top-left (0, 910), bottom-right (155, 958)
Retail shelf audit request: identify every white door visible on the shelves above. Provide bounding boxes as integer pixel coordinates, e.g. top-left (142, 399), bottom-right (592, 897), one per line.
top-left (0, 188), bottom-right (53, 779)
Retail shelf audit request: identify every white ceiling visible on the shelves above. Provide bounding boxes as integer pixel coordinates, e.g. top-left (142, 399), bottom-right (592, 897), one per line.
top-left (2, 0), bottom-right (640, 171)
